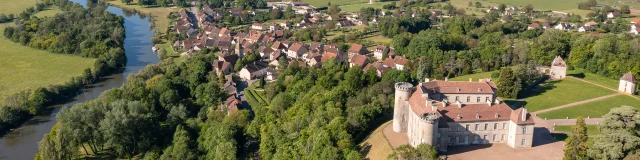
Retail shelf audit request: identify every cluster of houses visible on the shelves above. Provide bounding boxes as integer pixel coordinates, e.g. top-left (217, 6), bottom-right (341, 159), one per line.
top-left (522, 11), bottom-right (640, 34)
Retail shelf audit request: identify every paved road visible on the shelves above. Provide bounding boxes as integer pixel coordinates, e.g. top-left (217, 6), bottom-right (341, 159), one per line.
top-left (190, 0), bottom-right (199, 28)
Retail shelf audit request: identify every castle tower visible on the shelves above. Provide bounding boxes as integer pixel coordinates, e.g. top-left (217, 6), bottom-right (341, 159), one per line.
top-left (393, 82), bottom-right (413, 133)
top-left (619, 72), bottom-right (637, 95)
top-left (550, 56), bottom-right (567, 79)
top-left (419, 112), bottom-right (440, 147)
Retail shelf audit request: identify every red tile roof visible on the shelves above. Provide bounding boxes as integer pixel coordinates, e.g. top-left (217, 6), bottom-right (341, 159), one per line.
top-left (422, 81), bottom-right (495, 94)
top-left (621, 72), bottom-right (638, 83)
top-left (348, 43), bottom-right (365, 54)
top-left (510, 107), bottom-right (535, 125)
top-left (350, 54), bottom-right (369, 66)
top-left (551, 56), bottom-right (566, 67)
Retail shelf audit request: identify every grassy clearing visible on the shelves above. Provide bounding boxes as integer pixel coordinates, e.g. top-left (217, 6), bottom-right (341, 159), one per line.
top-left (483, 0), bottom-right (582, 11)
top-left (365, 35), bottom-right (392, 44)
top-left (33, 6), bottom-right (62, 18)
top-left (105, 0), bottom-right (176, 32)
top-left (523, 78), bottom-right (616, 112)
top-left (449, 70), bottom-right (496, 82)
top-left (0, 26), bottom-right (96, 104)
top-left (359, 121), bottom-right (394, 160)
top-left (538, 95), bottom-right (640, 119)
top-left (0, 0), bottom-right (37, 14)
top-left (567, 69), bottom-right (620, 90)
top-left (340, 1), bottom-right (394, 12)
top-left (303, 0), bottom-right (370, 8)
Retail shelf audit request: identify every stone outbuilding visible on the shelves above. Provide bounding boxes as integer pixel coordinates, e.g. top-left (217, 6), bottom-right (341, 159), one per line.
top-left (619, 72), bottom-right (637, 95)
top-left (550, 56), bottom-right (567, 79)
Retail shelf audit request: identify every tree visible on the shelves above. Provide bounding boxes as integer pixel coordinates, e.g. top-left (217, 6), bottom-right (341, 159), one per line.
top-left (497, 68), bottom-right (521, 98)
top-left (122, 0), bottom-right (132, 4)
top-left (388, 144), bottom-right (438, 160)
top-left (160, 125), bottom-right (196, 160)
top-left (498, 4), bottom-right (507, 13)
top-left (399, 0), bottom-right (408, 8)
top-left (99, 100), bottom-right (156, 158)
top-left (523, 4), bottom-right (534, 15)
top-left (474, 2), bottom-right (482, 8)
top-left (563, 117), bottom-right (589, 160)
top-left (589, 106), bottom-right (640, 160)
top-left (328, 4), bottom-right (341, 14)
top-left (620, 5), bottom-right (631, 14)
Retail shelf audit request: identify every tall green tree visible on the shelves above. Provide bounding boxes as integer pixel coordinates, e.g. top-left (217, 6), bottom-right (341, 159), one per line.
top-left (497, 67), bottom-right (521, 98)
top-left (161, 125), bottom-right (196, 160)
top-left (589, 106), bottom-right (640, 160)
top-left (564, 117), bottom-right (589, 160)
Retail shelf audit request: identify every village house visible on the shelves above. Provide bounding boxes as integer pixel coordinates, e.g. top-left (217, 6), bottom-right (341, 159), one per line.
top-left (631, 24), bottom-right (640, 35)
top-left (221, 96), bottom-right (241, 116)
top-left (631, 18), bottom-right (640, 24)
top-left (239, 61), bottom-right (269, 80)
top-left (554, 23), bottom-right (570, 31)
top-left (579, 26), bottom-right (594, 32)
top-left (364, 62), bottom-right (392, 77)
top-left (213, 54), bottom-right (239, 76)
top-left (383, 56), bottom-right (410, 70)
top-left (327, 14), bottom-right (340, 21)
top-left (349, 54), bottom-right (369, 68)
top-left (348, 43), bottom-right (368, 57)
top-left (373, 45), bottom-right (388, 60)
top-left (584, 21), bottom-right (598, 27)
top-left (527, 23), bottom-right (541, 30)
top-left (287, 43), bottom-right (309, 59)
top-left (252, 23), bottom-right (265, 31)
top-left (322, 48), bottom-right (348, 63)
top-left (607, 12), bottom-right (621, 19)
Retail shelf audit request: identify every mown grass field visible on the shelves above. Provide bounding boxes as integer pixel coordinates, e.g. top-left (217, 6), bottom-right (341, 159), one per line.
top-left (538, 94), bottom-right (640, 119)
top-left (523, 78), bottom-right (616, 112)
top-left (553, 124), bottom-right (601, 145)
top-left (340, 1), bottom-right (395, 12)
top-left (568, 69), bottom-right (620, 90)
top-left (303, 0), bottom-right (370, 8)
top-left (0, 0), bottom-right (38, 14)
top-left (0, 26), bottom-right (95, 104)
top-left (359, 121), bottom-right (394, 160)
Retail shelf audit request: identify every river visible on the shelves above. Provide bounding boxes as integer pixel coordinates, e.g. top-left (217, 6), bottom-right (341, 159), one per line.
top-left (0, 0), bottom-right (159, 159)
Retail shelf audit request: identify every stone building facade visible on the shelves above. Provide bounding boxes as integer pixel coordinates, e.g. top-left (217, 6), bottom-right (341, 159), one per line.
top-left (619, 72), bottom-right (638, 95)
top-left (550, 56), bottom-right (567, 79)
top-left (393, 79), bottom-right (535, 152)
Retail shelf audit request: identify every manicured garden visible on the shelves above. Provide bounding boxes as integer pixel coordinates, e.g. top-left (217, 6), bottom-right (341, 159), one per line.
top-left (538, 95), bottom-right (640, 119)
top-left (523, 78), bottom-right (616, 112)
top-left (245, 82), bottom-right (271, 108)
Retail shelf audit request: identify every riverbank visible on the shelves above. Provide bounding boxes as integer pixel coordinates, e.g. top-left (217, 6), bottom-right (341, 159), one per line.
top-left (0, 0), bottom-right (159, 158)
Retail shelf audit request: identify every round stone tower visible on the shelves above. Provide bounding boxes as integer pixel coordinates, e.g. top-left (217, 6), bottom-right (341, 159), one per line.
top-left (393, 82), bottom-right (413, 133)
top-left (421, 112), bottom-right (440, 146)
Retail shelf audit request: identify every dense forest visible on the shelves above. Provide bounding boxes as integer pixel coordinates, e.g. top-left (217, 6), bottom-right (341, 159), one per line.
top-left (0, 0), bottom-right (126, 133)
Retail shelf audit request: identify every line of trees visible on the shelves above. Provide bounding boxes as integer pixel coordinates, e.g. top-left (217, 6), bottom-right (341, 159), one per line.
top-left (0, 0), bottom-right (126, 133)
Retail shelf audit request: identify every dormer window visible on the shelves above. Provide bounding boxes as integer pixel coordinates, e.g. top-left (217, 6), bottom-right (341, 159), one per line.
top-left (457, 88), bottom-right (461, 92)
top-left (495, 113), bottom-right (499, 118)
top-left (478, 88), bottom-right (482, 92)
top-left (475, 114), bottom-right (479, 119)
top-left (457, 115), bottom-right (462, 120)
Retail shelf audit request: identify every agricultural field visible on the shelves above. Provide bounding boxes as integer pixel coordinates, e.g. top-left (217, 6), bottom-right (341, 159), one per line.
top-left (339, 1), bottom-right (395, 12)
top-left (523, 78), bottom-right (616, 112)
top-left (359, 121), bottom-right (394, 160)
top-left (302, 0), bottom-right (370, 8)
top-left (0, 26), bottom-right (95, 104)
top-left (538, 94), bottom-right (640, 119)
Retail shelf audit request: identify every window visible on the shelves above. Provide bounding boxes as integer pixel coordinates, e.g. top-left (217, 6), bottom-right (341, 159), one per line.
top-left (467, 96), bottom-right (470, 102)
top-left (456, 96), bottom-right (459, 101)
top-left (473, 135), bottom-right (479, 144)
top-left (483, 135), bottom-right (488, 143)
top-left (477, 97), bottom-right (480, 102)
top-left (522, 127), bottom-right (527, 134)
top-left (521, 139), bottom-right (526, 145)
top-left (475, 124), bottom-right (479, 130)
top-left (484, 123), bottom-right (488, 130)
top-left (456, 136), bottom-right (460, 144)
top-left (501, 134), bottom-right (505, 141)
top-left (464, 136), bottom-right (469, 144)
top-left (494, 123), bottom-right (498, 129)
top-left (492, 134), bottom-right (496, 141)
top-left (486, 97), bottom-right (490, 102)
top-left (465, 124), bottom-right (469, 131)
top-left (503, 123), bottom-right (507, 129)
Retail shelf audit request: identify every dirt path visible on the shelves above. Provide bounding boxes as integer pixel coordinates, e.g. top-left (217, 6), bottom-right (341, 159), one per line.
top-left (531, 93), bottom-right (621, 114)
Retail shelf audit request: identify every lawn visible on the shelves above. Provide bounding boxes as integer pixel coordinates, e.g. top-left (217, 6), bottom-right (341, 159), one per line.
top-left (449, 70), bottom-right (496, 82)
top-left (554, 125), bottom-right (602, 135)
top-left (0, 0), bottom-right (37, 14)
top-left (0, 26), bottom-right (96, 104)
top-left (567, 69), bottom-right (620, 90)
top-left (340, 1), bottom-right (395, 12)
top-left (538, 94), bottom-right (640, 119)
top-left (33, 6), bottom-right (61, 18)
top-left (302, 0), bottom-right (370, 8)
top-left (359, 121), bottom-right (394, 160)
top-left (365, 35), bottom-right (392, 44)
top-left (523, 78), bottom-right (616, 112)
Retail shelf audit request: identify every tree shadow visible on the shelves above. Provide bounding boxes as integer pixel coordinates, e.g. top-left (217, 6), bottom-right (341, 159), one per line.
top-left (360, 142), bottom-right (372, 159)
top-left (518, 79), bottom-right (560, 100)
top-left (568, 72), bottom-right (585, 78)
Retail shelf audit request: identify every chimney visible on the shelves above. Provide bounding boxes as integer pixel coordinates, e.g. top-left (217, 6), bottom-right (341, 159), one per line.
top-left (469, 78), bottom-right (472, 82)
top-left (521, 107), bottom-right (527, 121)
top-left (425, 78), bottom-right (430, 82)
